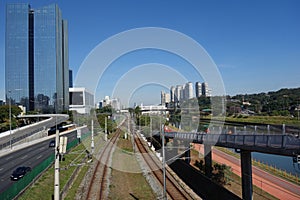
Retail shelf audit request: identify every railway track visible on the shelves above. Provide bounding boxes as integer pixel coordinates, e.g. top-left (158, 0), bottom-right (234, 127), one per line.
top-left (86, 128), bottom-right (121, 200)
top-left (134, 130), bottom-right (197, 200)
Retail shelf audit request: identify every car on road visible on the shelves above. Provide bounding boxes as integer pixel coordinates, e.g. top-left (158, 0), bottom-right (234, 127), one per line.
top-left (49, 140), bottom-right (55, 147)
top-left (10, 166), bottom-right (31, 181)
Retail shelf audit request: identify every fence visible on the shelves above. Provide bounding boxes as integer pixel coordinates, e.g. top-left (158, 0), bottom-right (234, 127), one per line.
top-left (0, 130), bottom-right (90, 200)
top-left (0, 155), bottom-right (54, 200)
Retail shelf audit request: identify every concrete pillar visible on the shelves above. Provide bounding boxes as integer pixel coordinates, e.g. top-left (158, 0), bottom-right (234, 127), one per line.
top-left (184, 141), bottom-right (190, 164)
top-left (204, 144), bottom-right (212, 178)
top-left (241, 150), bottom-right (253, 200)
top-left (170, 139), bottom-right (178, 161)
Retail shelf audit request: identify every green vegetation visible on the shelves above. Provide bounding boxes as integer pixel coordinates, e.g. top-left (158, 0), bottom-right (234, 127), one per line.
top-left (19, 142), bottom-right (88, 199)
top-left (0, 105), bottom-right (22, 132)
top-left (224, 115), bottom-right (300, 127)
top-left (108, 131), bottom-right (156, 199)
top-left (167, 87), bottom-right (300, 129)
top-left (230, 88), bottom-right (300, 116)
top-left (191, 149), bottom-right (278, 200)
top-left (64, 165), bottom-right (89, 200)
top-left (95, 105), bottom-right (117, 133)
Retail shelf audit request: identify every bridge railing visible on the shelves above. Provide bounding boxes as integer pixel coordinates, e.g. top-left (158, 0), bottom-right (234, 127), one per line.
top-left (165, 132), bottom-right (300, 156)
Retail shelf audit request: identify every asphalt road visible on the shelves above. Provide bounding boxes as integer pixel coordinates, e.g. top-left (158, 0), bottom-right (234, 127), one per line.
top-left (0, 114), bottom-right (69, 149)
top-left (0, 130), bottom-right (77, 193)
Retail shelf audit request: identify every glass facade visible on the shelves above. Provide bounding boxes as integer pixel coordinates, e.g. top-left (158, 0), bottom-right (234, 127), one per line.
top-left (5, 3), bottom-right (30, 109)
top-left (5, 3), bottom-right (69, 113)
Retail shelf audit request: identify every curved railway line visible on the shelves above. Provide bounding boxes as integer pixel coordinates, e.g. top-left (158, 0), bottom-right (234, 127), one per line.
top-left (134, 130), bottom-right (197, 200)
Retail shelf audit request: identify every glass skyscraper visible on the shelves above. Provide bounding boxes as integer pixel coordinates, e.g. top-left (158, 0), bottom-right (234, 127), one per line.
top-left (5, 3), bottom-right (69, 113)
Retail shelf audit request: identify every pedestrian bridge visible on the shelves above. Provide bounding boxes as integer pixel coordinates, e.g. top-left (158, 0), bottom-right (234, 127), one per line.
top-left (164, 132), bottom-right (300, 157)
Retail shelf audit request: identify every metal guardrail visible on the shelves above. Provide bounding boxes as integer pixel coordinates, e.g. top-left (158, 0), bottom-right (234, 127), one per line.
top-left (164, 132), bottom-right (300, 156)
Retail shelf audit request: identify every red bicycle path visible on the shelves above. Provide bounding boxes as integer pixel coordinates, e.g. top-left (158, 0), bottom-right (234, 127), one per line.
top-left (193, 144), bottom-right (300, 200)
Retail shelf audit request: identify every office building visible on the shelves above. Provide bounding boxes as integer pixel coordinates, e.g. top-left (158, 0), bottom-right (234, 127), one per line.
top-left (170, 86), bottom-right (175, 102)
top-left (69, 88), bottom-right (94, 114)
top-left (69, 69), bottom-right (73, 88)
top-left (195, 82), bottom-right (202, 98)
top-left (5, 3), bottom-right (69, 113)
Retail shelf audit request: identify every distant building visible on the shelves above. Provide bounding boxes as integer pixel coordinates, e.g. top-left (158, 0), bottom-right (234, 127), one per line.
top-left (202, 82), bottom-right (211, 97)
top-left (184, 82), bottom-right (193, 100)
top-left (175, 85), bottom-right (183, 103)
top-left (170, 86), bottom-right (175, 102)
top-left (5, 3), bottom-right (69, 113)
top-left (98, 96), bottom-right (121, 111)
top-left (69, 69), bottom-right (73, 88)
top-left (161, 91), bottom-right (170, 105)
top-left (0, 100), bottom-right (4, 106)
top-left (195, 82), bottom-right (202, 98)
top-left (111, 98), bottom-right (121, 111)
top-left (69, 88), bottom-right (94, 114)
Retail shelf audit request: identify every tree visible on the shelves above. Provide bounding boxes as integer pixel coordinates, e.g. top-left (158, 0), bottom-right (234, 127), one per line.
top-left (0, 105), bottom-right (22, 131)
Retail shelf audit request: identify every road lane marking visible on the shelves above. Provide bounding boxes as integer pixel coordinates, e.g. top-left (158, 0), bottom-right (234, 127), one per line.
top-left (40, 147), bottom-right (46, 150)
top-left (5, 156), bottom-right (13, 161)
top-left (36, 155), bottom-right (42, 160)
top-left (21, 155), bottom-right (28, 160)
top-left (0, 168), bottom-right (3, 171)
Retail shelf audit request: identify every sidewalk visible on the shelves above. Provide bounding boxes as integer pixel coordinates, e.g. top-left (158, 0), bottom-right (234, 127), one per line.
top-left (194, 144), bottom-right (300, 200)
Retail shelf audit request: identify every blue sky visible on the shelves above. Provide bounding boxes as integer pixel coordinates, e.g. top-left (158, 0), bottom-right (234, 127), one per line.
top-left (1, 0), bottom-right (300, 106)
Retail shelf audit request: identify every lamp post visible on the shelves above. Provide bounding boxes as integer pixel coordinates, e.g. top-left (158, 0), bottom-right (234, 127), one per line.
top-left (162, 123), bottom-right (166, 200)
top-left (9, 90), bottom-right (12, 149)
top-left (8, 88), bottom-right (23, 149)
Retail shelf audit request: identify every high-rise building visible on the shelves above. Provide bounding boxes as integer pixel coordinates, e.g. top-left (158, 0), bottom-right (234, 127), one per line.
top-left (195, 82), bottom-right (202, 98)
top-left (5, 3), bottom-right (69, 113)
top-left (184, 82), bottom-right (193, 100)
top-left (170, 86), bottom-right (175, 102)
top-left (202, 82), bottom-right (211, 97)
top-left (69, 69), bottom-right (73, 88)
top-left (175, 85), bottom-right (183, 103)
top-left (161, 91), bottom-right (170, 105)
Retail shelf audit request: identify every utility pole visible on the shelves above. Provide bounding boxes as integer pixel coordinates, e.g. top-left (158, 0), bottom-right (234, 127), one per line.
top-left (91, 119), bottom-right (94, 154)
top-left (9, 90), bottom-right (12, 149)
top-left (162, 123), bottom-right (166, 200)
top-left (54, 129), bottom-right (60, 200)
top-left (105, 116), bottom-right (107, 141)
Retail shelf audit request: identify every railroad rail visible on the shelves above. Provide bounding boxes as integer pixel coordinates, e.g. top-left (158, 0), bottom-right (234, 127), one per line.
top-left (134, 130), bottom-right (197, 200)
top-left (86, 128), bottom-right (121, 200)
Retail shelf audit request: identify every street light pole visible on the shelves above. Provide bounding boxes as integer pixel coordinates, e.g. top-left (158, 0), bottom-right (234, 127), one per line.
top-left (54, 129), bottom-right (60, 200)
top-left (162, 123), bottom-right (166, 200)
top-left (9, 90), bottom-right (12, 149)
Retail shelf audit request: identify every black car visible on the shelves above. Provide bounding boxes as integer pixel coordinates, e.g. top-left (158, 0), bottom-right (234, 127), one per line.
top-left (49, 140), bottom-right (55, 147)
top-left (10, 166), bottom-right (31, 181)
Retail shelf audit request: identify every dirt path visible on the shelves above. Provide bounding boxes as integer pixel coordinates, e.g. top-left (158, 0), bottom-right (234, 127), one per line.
top-left (194, 144), bottom-right (300, 200)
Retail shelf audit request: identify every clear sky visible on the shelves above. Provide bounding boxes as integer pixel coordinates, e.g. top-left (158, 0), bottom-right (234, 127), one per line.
top-left (1, 0), bottom-right (300, 106)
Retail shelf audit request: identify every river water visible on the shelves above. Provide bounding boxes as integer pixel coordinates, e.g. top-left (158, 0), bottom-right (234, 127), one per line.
top-left (252, 152), bottom-right (300, 176)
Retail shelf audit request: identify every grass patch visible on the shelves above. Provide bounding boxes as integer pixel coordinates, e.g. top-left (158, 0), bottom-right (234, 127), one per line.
top-left (203, 115), bottom-right (300, 127)
top-left (64, 165), bottom-right (89, 200)
top-left (108, 134), bottom-right (156, 199)
top-left (18, 142), bottom-right (87, 200)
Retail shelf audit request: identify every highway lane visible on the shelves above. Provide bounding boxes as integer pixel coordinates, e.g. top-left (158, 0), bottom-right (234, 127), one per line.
top-left (0, 130), bottom-right (78, 193)
top-left (0, 114), bottom-right (69, 149)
